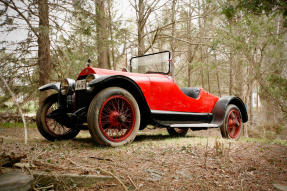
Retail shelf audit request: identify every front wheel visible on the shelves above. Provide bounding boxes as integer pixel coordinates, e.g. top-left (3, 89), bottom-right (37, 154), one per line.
top-left (220, 104), bottom-right (242, 140)
top-left (87, 87), bottom-right (140, 147)
top-left (167, 128), bottom-right (188, 137)
top-left (36, 94), bottom-right (80, 141)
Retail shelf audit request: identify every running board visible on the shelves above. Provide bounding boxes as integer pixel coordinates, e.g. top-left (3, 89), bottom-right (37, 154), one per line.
top-left (168, 123), bottom-right (218, 128)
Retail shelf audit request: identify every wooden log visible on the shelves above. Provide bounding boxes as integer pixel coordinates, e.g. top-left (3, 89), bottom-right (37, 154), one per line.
top-left (0, 113), bottom-right (35, 123)
top-left (0, 172), bottom-right (33, 191)
top-left (33, 172), bottom-right (114, 188)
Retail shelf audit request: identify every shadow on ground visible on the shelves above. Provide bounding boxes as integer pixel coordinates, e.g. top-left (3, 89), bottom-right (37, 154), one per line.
top-left (68, 133), bottom-right (196, 148)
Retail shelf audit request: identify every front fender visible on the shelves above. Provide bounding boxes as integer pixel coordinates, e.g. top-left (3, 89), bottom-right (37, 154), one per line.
top-left (38, 82), bottom-right (60, 92)
top-left (211, 96), bottom-right (248, 126)
top-left (87, 75), bottom-right (112, 87)
top-left (87, 75), bottom-right (151, 129)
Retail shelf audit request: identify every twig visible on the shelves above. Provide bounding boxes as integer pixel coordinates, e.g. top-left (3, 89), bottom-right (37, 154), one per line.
top-left (128, 175), bottom-right (137, 190)
top-left (204, 138), bottom-right (209, 169)
top-left (228, 142), bottom-right (231, 159)
top-left (35, 184), bottom-right (54, 191)
top-left (24, 165), bottom-right (33, 176)
top-left (67, 158), bottom-right (128, 191)
top-left (89, 156), bottom-right (113, 162)
top-left (34, 148), bottom-right (47, 160)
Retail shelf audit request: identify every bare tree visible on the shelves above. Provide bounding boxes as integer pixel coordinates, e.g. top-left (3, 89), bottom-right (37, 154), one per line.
top-left (96, 0), bottom-right (110, 69)
top-left (1, 0), bottom-right (52, 104)
top-left (130, 0), bottom-right (163, 56)
top-left (38, 0), bottom-right (51, 103)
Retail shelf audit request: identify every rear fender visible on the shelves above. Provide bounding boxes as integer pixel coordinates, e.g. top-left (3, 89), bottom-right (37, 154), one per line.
top-left (211, 96), bottom-right (248, 126)
top-left (38, 82), bottom-right (60, 92)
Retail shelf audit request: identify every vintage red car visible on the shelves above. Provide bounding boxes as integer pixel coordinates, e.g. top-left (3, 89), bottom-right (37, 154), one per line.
top-left (36, 51), bottom-right (248, 146)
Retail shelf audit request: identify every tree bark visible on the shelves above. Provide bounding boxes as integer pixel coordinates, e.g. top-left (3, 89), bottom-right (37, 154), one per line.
top-left (214, 53), bottom-right (221, 97)
top-left (107, 0), bottom-right (115, 69)
top-left (38, 0), bottom-right (51, 104)
top-left (96, 0), bottom-right (110, 69)
top-left (206, 54), bottom-right (211, 92)
top-left (170, 0), bottom-right (177, 58)
top-left (137, 0), bottom-right (145, 56)
top-left (248, 85), bottom-right (253, 125)
top-left (228, 22), bottom-right (233, 95)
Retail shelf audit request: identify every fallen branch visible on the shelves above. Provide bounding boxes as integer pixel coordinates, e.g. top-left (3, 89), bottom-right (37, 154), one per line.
top-left (0, 113), bottom-right (35, 123)
top-left (67, 158), bottom-right (128, 191)
top-left (89, 156), bottom-right (113, 162)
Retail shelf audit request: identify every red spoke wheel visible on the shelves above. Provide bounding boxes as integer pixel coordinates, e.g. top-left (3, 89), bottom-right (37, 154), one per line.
top-left (99, 95), bottom-right (135, 142)
top-left (88, 87), bottom-right (140, 146)
top-left (36, 94), bottom-right (80, 141)
top-left (220, 104), bottom-right (242, 139)
top-left (167, 128), bottom-right (188, 137)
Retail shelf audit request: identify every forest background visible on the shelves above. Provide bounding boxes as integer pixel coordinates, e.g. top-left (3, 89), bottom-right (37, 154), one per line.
top-left (0, 0), bottom-right (286, 139)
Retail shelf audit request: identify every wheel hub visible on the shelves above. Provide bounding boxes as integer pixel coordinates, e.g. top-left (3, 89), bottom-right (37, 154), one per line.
top-left (109, 111), bottom-right (120, 126)
top-left (118, 115), bottom-right (127, 123)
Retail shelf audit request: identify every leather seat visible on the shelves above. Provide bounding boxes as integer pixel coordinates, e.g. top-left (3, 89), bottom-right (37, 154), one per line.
top-left (180, 88), bottom-right (201, 99)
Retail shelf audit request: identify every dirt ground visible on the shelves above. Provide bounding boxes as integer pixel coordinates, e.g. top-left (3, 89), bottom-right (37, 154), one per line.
top-left (0, 127), bottom-right (287, 191)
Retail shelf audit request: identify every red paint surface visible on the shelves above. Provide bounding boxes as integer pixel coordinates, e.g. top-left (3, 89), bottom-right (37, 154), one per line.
top-left (77, 67), bottom-right (219, 113)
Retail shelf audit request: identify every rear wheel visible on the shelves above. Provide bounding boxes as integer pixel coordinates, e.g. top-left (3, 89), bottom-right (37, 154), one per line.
top-left (36, 94), bottom-right (80, 141)
top-left (220, 104), bottom-right (242, 139)
top-left (87, 87), bottom-right (140, 147)
top-left (167, 128), bottom-right (188, 137)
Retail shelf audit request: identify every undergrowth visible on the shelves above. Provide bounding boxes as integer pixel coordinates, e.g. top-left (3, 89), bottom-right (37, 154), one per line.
top-left (0, 122), bottom-right (36, 128)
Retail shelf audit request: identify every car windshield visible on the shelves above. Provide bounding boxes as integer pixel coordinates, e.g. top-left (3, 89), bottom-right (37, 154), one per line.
top-left (130, 51), bottom-right (170, 74)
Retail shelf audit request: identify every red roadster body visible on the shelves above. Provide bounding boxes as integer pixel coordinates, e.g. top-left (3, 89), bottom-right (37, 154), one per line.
top-left (36, 51), bottom-right (248, 146)
top-left (77, 67), bottom-right (219, 113)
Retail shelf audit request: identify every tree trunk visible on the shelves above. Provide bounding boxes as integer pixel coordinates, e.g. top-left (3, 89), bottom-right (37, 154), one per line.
top-left (229, 52), bottom-right (233, 95)
top-left (206, 55), bottom-right (211, 92)
top-left (38, 0), bottom-right (51, 104)
top-left (170, 0), bottom-right (177, 58)
top-left (214, 54), bottom-right (221, 97)
top-left (228, 23), bottom-right (233, 95)
top-left (248, 83), bottom-right (253, 125)
top-left (107, 0), bottom-right (115, 69)
top-left (137, 0), bottom-right (145, 56)
top-left (96, 0), bottom-right (110, 69)
top-left (197, 0), bottom-right (204, 89)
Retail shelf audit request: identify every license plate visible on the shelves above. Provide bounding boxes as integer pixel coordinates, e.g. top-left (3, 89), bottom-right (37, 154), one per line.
top-left (75, 79), bottom-right (86, 90)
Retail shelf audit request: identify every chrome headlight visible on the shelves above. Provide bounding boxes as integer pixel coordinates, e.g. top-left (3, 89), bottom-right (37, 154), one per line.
top-left (86, 74), bottom-right (97, 83)
top-left (60, 78), bottom-right (75, 95)
top-left (86, 74), bottom-right (98, 91)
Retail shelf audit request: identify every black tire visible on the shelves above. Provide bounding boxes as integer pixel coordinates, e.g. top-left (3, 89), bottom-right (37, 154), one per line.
top-left (220, 104), bottom-right (242, 140)
top-left (87, 87), bottom-right (140, 147)
top-left (167, 128), bottom-right (188, 137)
top-left (36, 94), bottom-right (80, 141)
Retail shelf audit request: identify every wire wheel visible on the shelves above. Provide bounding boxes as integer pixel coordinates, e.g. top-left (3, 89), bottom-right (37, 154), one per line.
top-left (45, 102), bottom-right (71, 136)
top-left (87, 87), bottom-right (140, 146)
top-left (99, 95), bottom-right (136, 142)
top-left (226, 109), bottom-right (241, 139)
top-left (36, 94), bottom-right (79, 141)
top-left (220, 104), bottom-right (242, 140)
